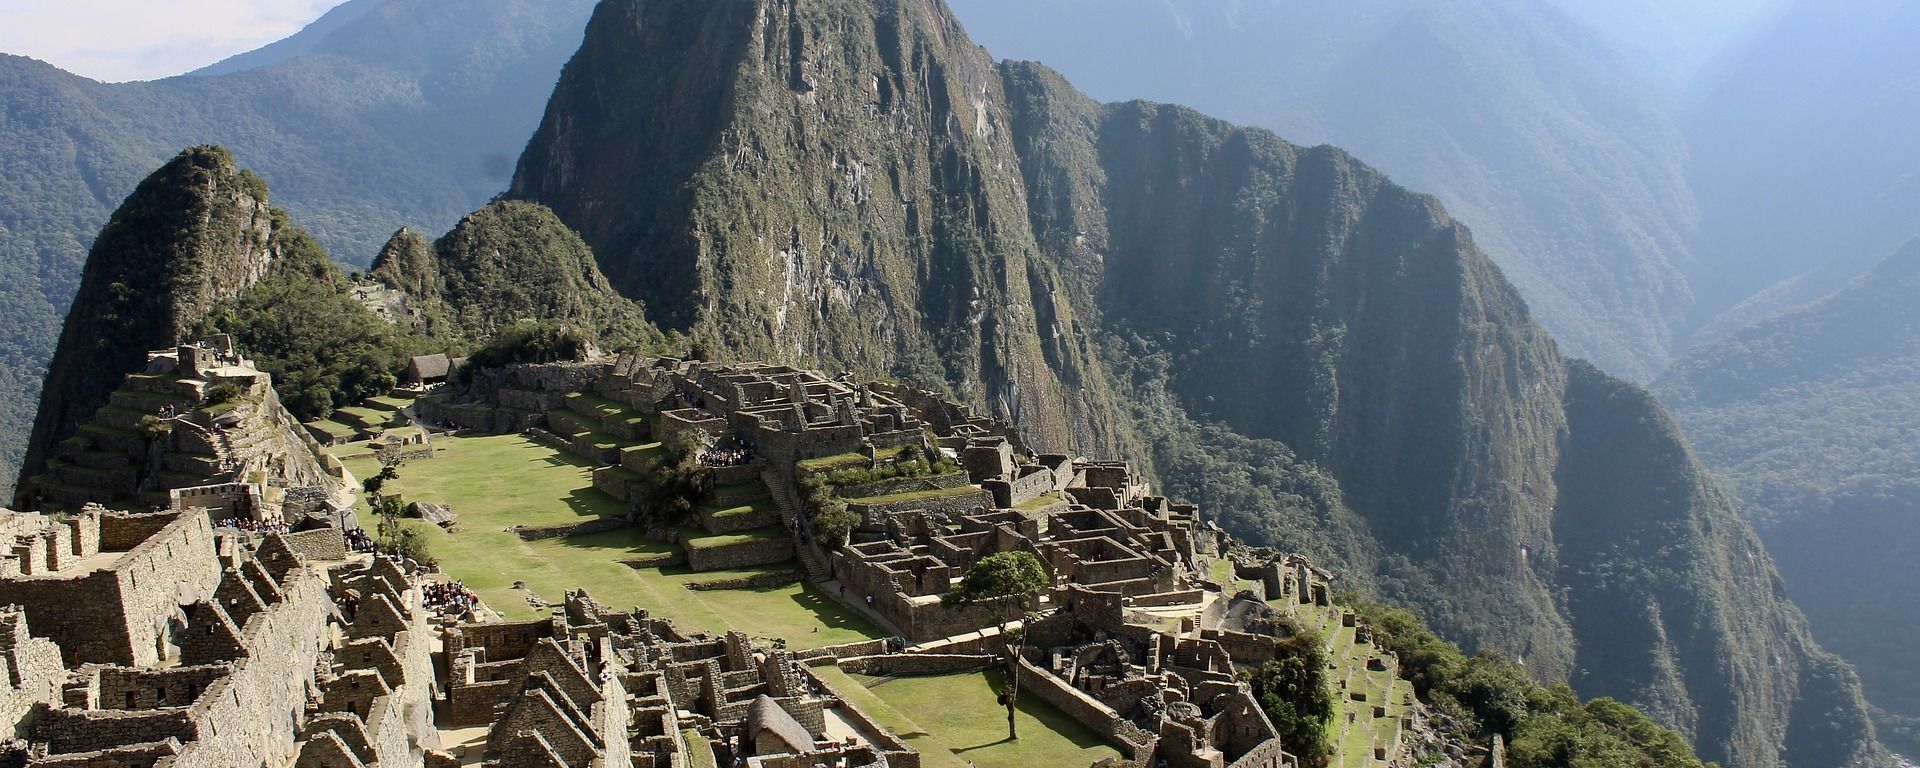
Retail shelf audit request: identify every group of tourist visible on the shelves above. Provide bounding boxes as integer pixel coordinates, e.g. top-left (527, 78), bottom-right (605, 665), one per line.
top-left (422, 579), bottom-right (479, 616)
top-left (343, 527), bottom-right (377, 554)
top-left (217, 516), bottom-right (290, 534)
top-left (699, 446), bottom-right (754, 467)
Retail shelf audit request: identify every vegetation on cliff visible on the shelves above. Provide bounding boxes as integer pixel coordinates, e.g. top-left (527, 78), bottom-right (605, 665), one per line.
top-left (17, 146), bottom-right (280, 500)
top-left (370, 201), bottom-right (667, 352)
top-left (1656, 240), bottom-right (1920, 753)
top-left (1344, 595), bottom-right (1708, 768)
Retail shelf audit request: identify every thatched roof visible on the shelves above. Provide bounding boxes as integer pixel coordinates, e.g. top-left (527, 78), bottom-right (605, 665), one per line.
top-left (745, 695), bottom-right (813, 755)
top-left (408, 353), bottom-right (452, 382)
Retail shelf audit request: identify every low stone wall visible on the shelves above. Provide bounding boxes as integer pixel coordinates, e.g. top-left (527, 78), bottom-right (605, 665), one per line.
top-left (793, 639), bottom-right (889, 662)
top-left (832, 472), bottom-right (968, 501)
top-left (835, 653), bottom-right (994, 677)
top-left (847, 488), bottom-right (991, 527)
top-left (510, 517), bottom-right (625, 541)
top-left (683, 569), bottom-right (801, 591)
top-left (1014, 657), bottom-right (1153, 758)
top-left (683, 537), bottom-right (793, 572)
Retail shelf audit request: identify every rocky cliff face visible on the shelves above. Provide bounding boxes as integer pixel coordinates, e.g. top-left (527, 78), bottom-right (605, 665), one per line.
top-left (509, 1), bottom-right (1885, 765)
top-left (18, 147), bottom-right (281, 502)
top-left (510, 0), bottom-right (1128, 455)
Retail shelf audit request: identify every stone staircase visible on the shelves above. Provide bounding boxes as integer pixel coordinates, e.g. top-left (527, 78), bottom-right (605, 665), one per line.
top-left (761, 468), bottom-right (830, 583)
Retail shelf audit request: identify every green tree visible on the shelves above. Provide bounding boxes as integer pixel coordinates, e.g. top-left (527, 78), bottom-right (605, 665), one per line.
top-left (944, 550), bottom-right (1048, 740)
top-left (1245, 631), bottom-right (1335, 766)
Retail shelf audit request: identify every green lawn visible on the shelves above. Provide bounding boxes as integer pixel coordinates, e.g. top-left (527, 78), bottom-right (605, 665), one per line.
top-left (680, 526), bottom-right (787, 550)
top-left (330, 433), bottom-right (880, 649)
top-left (1015, 491), bottom-right (1064, 512)
top-left (847, 485), bottom-right (982, 506)
top-left (812, 666), bottom-right (1122, 768)
top-left (797, 452), bottom-right (870, 472)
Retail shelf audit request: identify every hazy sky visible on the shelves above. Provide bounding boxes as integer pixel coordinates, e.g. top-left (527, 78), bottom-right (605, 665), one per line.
top-left (0, 0), bottom-right (344, 82)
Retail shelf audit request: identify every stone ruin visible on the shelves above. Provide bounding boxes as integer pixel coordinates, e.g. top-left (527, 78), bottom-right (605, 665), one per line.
top-left (0, 352), bottom-right (1437, 767)
top-left (17, 337), bottom-right (357, 523)
top-left (440, 591), bottom-right (916, 767)
top-left (0, 505), bottom-right (438, 767)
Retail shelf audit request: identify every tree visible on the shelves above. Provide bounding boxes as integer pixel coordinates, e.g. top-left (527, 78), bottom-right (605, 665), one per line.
top-left (944, 550), bottom-right (1048, 740)
top-left (1245, 631), bottom-right (1335, 766)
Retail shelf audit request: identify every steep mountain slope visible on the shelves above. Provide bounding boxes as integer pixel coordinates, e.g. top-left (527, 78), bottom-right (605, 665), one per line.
top-left (1684, 0), bottom-right (1920, 337)
top-left (510, 1), bottom-right (1887, 765)
top-left (510, 0), bottom-right (1131, 455)
top-left (945, 0), bottom-right (1698, 380)
top-left (0, 0), bottom-right (598, 492)
top-left (16, 146), bottom-right (283, 501)
top-left (1657, 240), bottom-right (1920, 752)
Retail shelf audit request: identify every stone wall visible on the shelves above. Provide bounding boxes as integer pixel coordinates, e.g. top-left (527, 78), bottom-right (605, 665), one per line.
top-left (5, 512), bottom-right (221, 667)
top-left (847, 488), bottom-right (991, 528)
top-left (168, 565), bottom-right (335, 767)
top-left (834, 654), bottom-right (994, 677)
top-left (831, 472), bottom-right (968, 501)
top-left (1013, 657), bottom-right (1153, 757)
top-left (683, 536), bottom-right (793, 572)
top-left (0, 607), bottom-right (63, 739)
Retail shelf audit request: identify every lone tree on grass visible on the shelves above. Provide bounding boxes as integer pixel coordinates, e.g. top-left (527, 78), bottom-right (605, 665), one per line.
top-left (943, 550), bottom-right (1047, 740)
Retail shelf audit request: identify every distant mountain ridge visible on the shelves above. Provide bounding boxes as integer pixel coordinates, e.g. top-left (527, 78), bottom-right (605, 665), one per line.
top-left (508, 1), bottom-right (1888, 764)
top-left (1657, 239), bottom-right (1920, 752)
top-left (946, 0), bottom-right (1700, 380)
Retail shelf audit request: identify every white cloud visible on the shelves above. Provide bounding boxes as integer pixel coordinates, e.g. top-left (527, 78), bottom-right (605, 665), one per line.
top-left (0, 0), bottom-right (345, 82)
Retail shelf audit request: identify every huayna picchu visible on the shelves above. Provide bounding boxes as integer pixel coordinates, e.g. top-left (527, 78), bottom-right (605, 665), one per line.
top-left (0, 0), bottom-right (1891, 767)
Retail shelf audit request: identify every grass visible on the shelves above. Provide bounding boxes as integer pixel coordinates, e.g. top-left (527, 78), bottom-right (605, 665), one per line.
top-left (680, 526), bottom-right (786, 550)
top-left (306, 420), bottom-right (359, 442)
top-left (797, 452), bottom-right (870, 472)
top-left (1015, 491), bottom-right (1064, 512)
top-left (817, 667), bottom-right (1122, 768)
top-left (702, 499), bottom-right (774, 521)
top-left (329, 433), bottom-right (879, 649)
top-left (847, 485), bottom-right (982, 506)
top-left (681, 728), bottom-right (716, 768)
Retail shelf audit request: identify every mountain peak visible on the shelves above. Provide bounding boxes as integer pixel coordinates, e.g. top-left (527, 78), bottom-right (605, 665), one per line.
top-left (16, 145), bottom-right (285, 500)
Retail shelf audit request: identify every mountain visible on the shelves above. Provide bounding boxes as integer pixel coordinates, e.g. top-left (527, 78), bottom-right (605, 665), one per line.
top-left (942, 0), bottom-right (1699, 381)
top-left (507, 1), bottom-right (1887, 765)
top-left (1683, 0), bottom-right (1920, 337)
top-left (0, 0), bottom-right (599, 493)
top-left (367, 200), bottom-right (663, 349)
top-left (1657, 239), bottom-right (1920, 753)
top-left (16, 146), bottom-right (284, 499)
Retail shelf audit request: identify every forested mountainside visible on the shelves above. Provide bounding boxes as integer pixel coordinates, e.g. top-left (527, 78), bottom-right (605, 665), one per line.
top-left (1683, 0), bottom-right (1920, 337)
top-left (508, 1), bottom-right (1887, 765)
top-left (1657, 239), bottom-right (1920, 753)
top-left (0, 0), bottom-right (596, 493)
top-left (367, 200), bottom-right (664, 350)
top-left (945, 0), bottom-right (1698, 380)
